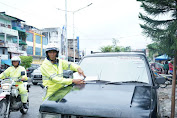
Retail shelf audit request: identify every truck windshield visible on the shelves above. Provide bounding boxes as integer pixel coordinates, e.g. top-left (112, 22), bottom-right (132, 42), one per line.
top-left (79, 56), bottom-right (150, 84)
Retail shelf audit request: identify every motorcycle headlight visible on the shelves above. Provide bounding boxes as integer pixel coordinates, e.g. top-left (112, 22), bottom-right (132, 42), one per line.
top-left (2, 85), bottom-right (10, 90)
top-left (41, 113), bottom-right (61, 118)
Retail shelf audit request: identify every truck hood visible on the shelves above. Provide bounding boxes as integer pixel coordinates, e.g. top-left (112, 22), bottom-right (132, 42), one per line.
top-left (40, 83), bottom-right (156, 118)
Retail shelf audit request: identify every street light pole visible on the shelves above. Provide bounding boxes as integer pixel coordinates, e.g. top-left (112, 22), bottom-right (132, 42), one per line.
top-left (73, 12), bottom-right (75, 62)
top-left (57, 3), bottom-right (93, 62)
top-left (65, 0), bottom-right (68, 61)
top-left (72, 3), bottom-right (93, 62)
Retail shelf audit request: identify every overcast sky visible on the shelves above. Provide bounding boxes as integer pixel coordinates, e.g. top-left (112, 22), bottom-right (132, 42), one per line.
top-left (0, 0), bottom-right (153, 54)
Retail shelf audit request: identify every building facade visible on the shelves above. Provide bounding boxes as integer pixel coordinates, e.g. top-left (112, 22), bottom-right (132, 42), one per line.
top-left (0, 12), bottom-right (27, 68)
top-left (26, 26), bottom-right (48, 64)
top-left (67, 38), bottom-right (80, 62)
top-left (42, 27), bottom-right (61, 53)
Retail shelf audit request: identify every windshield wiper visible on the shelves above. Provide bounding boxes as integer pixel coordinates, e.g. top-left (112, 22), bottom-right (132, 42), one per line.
top-left (105, 82), bottom-right (122, 85)
top-left (121, 81), bottom-right (148, 84)
top-left (85, 80), bottom-right (110, 83)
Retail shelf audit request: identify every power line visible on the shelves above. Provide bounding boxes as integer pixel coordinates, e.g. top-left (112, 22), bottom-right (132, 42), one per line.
top-left (0, 1), bottom-right (62, 28)
top-left (0, 1), bottom-right (29, 14)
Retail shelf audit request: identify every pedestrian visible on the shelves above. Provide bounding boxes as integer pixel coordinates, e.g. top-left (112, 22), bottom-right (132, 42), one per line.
top-left (168, 60), bottom-right (173, 75)
top-left (40, 43), bottom-right (86, 100)
top-left (0, 56), bottom-right (29, 109)
top-left (163, 61), bottom-right (169, 74)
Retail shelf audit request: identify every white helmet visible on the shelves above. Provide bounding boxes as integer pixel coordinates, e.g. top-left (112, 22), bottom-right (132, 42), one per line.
top-left (46, 43), bottom-right (59, 52)
top-left (11, 56), bottom-right (21, 62)
top-left (46, 43), bottom-right (59, 57)
top-left (11, 56), bottom-right (21, 66)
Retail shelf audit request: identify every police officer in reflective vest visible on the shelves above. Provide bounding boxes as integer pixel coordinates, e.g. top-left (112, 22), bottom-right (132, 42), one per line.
top-left (40, 43), bottom-right (86, 100)
top-left (0, 56), bottom-right (28, 109)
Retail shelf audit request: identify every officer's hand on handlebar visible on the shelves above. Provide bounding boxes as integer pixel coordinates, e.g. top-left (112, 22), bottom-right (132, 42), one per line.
top-left (16, 77), bottom-right (25, 82)
top-left (72, 79), bottom-right (85, 85)
top-left (16, 79), bottom-right (22, 82)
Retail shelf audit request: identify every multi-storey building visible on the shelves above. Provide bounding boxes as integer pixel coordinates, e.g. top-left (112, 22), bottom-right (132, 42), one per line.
top-left (0, 12), bottom-right (26, 68)
top-left (12, 19), bottom-right (27, 55)
top-left (67, 38), bottom-right (80, 62)
top-left (25, 25), bottom-right (48, 64)
top-left (42, 27), bottom-right (61, 53)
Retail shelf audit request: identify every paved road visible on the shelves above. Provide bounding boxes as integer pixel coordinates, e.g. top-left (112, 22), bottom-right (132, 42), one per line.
top-left (9, 83), bottom-right (43, 118)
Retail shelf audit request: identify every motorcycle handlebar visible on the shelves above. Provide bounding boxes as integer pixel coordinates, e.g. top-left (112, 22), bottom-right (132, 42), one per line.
top-left (2, 77), bottom-right (24, 82)
top-left (15, 79), bottom-right (22, 82)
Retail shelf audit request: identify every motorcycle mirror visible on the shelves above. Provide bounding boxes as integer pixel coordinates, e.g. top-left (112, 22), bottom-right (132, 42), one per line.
top-left (21, 71), bottom-right (25, 76)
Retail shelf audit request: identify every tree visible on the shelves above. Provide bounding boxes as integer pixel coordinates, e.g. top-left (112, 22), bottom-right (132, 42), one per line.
top-left (137, 0), bottom-right (177, 117)
top-left (100, 45), bottom-right (113, 52)
top-left (137, 0), bottom-right (177, 56)
top-left (20, 56), bottom-right (33, 69)
top-left (120, 46), bottom-right (131, 52)
top-left (114, 46), bottom-right (121, 52)
top-left (100, 45), bottom-right (131, 52)
top-left (147, 42), bottom-right (161, 59)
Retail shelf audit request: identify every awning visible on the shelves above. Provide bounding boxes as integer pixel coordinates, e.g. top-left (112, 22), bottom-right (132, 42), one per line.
top-left (8, 51), bottom-right (23, 54)
top-left (1, 59), bottom-right (11, 66)
top-left (155, 54), bottom-right (171, 61)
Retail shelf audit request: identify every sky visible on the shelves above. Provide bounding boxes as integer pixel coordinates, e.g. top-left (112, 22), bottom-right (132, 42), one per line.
top-left (0, 0), bottom-right (153, 54)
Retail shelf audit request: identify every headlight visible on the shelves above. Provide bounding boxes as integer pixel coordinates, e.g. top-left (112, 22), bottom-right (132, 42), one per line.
top-left (42, 113), bottom-right (61, 118)
top-left (2, 85), bottom-right (10, 90)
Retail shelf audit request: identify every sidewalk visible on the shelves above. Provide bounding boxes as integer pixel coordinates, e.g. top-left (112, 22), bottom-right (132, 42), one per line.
top-left (157, 85), bottom-right (177, 117)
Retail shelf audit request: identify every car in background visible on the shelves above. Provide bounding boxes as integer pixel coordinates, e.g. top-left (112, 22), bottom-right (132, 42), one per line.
top-left (31, 67), bottom-right (42, 85)
top-left (39, 52), bottom-right (166, 118)
top-left (31, 67), bottom-right (73, 85)
top-left (27, 64), bottom-right (40, 77)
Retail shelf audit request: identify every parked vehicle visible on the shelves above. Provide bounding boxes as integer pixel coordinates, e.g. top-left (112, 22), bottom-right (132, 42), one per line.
top-left (31, 67), bottom-right (73, 85)
top-left (31, 67), bottom-right (42, 85)
top-left (0, 71), bottom-right (30, 118)
top-left (39, 52), bottom-right (166, 118)
top-left (27, 64), bottom-right (40, 77)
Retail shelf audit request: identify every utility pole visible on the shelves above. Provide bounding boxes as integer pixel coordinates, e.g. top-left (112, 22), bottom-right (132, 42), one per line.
top-left (57, 3), bottom-right (93, 62)
top-left (171, 53), bottom-right (177, 118)
top-left (73, 3), bottom-right (92, 62)
top-left (171, 26), bottom-right (177, 118)
top-left (65, 0), bottom-right (68, 61)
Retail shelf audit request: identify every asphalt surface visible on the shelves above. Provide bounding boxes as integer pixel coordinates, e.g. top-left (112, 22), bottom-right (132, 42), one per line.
top-left (9, 81), bottom-right (43, 118)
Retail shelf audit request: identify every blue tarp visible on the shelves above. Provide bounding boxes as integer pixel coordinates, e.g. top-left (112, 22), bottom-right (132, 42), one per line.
top-left (1, 59), bottom-right (11, 66)
top-left (155, 54), bottom-right (171, 61)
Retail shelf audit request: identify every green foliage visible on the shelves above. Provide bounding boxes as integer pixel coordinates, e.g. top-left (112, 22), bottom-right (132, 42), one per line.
top-left (18, 31), bottom-right (27, 41)
top-left (137, 0), bottom-right (177, 57)
top-left (114, 46), bottom-right (121, 52)
top-left (20, 56), bottom-right (33, 69)
top-left (147, 43), bottom-right (159, 59)
top-left (100, 45), bottom-right (114, 52)
top-left (100, 45), bottom-right (131, 52)
top-left (120, 46), bottom-right (131, 52)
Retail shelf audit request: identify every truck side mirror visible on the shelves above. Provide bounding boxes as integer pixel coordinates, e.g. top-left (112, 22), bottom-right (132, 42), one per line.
top-left (21, 71), bottom-right (25, 76)
top-left (155, 76), bottom-right (166, 84)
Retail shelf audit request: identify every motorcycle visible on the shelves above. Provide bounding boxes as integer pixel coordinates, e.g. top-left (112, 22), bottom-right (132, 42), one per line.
top-left (0, 71), bottom-right (30, 118)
